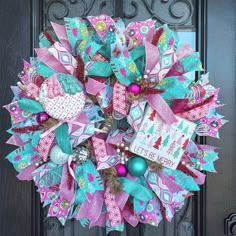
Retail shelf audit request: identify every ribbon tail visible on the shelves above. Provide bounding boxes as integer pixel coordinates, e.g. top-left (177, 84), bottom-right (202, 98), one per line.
top-left (122, 205), bottom-right (139, 227)
top-left (146, 94), bottom-right (177, 124)
top-left (59, 164), bottom-right (75, 204)
top-left (104, 184), bottom-right (123, 227)
top-left (78, 190), bottom-right (104, 225)
top-left (89, 213), bottom-right (106, 228)
top-left (115, 191), bottom-right (129, 210)
top-left (17, 164), bottom-right (38, 181)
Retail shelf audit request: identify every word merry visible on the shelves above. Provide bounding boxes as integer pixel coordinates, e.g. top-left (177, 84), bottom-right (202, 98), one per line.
top-left (131, 145), bottom-right (176, 168)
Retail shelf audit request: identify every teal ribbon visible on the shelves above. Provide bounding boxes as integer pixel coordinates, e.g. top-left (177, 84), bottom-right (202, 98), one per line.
top-left (40, 165), bottom-right (63, 187)
top-left (157, 76), bottom-right (192, 100)
top-left (157, 24), bottom-right (179, 56)
top-left (111, 51), bottom-right (142, 86)
top-left (7, 142), bottom-right (40, 172)
top-left (18, 98), bottom-right (44, 114)
top-left (130, 45), bottom-right (145, 61)
top-left (64, 17), bottom-right (88, 55)
top-left (162, 168), bottom-right (200, 191)
top-left (74, 189), bottom-right (87, 205)
top-left (118, 177), bottom-right (154, 202)
top-left (181, 52), bottom-right (203, 72)
top-left (98, 46), bottom-right (111, 60)
top-left (106, 221), bottom-right (124, 235)
top-left (39, 33), bottom-right (52, 48)
top-left (86, 61), bottom-right (113, 77)
top-left (55, 123), bottom-right (73, 154)
top-left (75, 160), bottom-right (104, 202)
top-left (133, 197), bottom-right (147, 212)
top-left (81, 41), bottom-right (102, 63)
top-left (37, 62), bottom-right (55, 77)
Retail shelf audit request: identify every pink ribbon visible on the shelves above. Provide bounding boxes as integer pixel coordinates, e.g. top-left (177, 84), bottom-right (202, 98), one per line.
top-left (106, 129), bottom-right (124, 146)
top-left (113, 81), bottom-right (127, 116)
top-left (59, 164), bottom-right (75, 204)
top-left (51, 22), bottom-right (72, 53)
top-left (176, 43), bottom-right (194, 60)
top-left (6, 135), bottom-right (25, 146)
top-left (197, 144), bottom-right (217, 152)
top-left (122, 205), bottom-right (139, 227)
top-left (66, 112), bottom-right (91, 134)
top-left (145, 27), bottom-right (157, 44)
top-left (17, 164), bottom-right (38, 181)
top-left (145, 41), bottom-right (160, 73)
top-left (35, 48), bottom-right (69, 74)
top-left (37, 131), bottom-right (55, 161)
top-left (92, 137), bottom-right (114, 170)
top-left (77, 190), bottom-right (104, 225)
top-left (104, 184), bottom-right (123, 227)
top-left (116, 191), bottom-right (139, 227)
top-left (185, 165), bottom-right (206, 185)
top-left (177, 96), bottom-right (215, 121)
top-left (89, 213), bottom-right (106, 228)
top-left (49, 42), bottom-right (77, 75)
top-left (143, 41), bottom-right (177, 124)
top-left (146, 94), bottom-right (177, 124)
top-left (115, 191), bottom-right (129, 210)
top-left (85, 77), bottom-right (105, 95)
top-left (158, 171), bottom-right (183, 193)
top-left (77, 184), bottom-right (135, 228)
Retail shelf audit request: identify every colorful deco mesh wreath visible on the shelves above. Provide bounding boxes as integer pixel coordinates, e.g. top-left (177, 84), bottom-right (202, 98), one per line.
top-left (4, 15), bottom-right (227, 233)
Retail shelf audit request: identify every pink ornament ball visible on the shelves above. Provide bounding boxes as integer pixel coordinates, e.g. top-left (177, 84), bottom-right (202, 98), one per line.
top-left (127, 83), bottom-right (141, 96)
top-left (115, 163), bottom-right (128, 177)
top-left (36, 112), bottom-right (49, 124)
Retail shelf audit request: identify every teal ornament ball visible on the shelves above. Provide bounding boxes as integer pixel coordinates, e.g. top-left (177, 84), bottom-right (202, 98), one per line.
top-left (127, 156), bottom-right (147, 177)
top-left (50, 145), bottom-right (69, 165)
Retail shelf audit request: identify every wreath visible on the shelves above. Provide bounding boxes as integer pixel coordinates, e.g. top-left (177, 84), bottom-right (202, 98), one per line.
top-left (4, 14), bottom-right (226, 233)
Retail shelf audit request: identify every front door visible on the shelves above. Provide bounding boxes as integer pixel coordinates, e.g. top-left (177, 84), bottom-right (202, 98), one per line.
top-left (0, 1), bottom-right (235, 236)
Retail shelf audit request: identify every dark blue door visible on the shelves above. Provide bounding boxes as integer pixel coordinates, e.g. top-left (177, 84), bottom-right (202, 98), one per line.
top-left (0, 1), bottom-right (235, 236)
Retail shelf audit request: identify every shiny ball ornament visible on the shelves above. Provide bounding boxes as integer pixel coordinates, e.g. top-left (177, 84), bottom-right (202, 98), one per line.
top-left (50, 145), bottom-right (69, 165)
top-left (36, 112), bottom-right (49, 124)
top-left (115, 163), bottom-right (128, 177)
top-left (127, 83), bottom-right (141, 96)
top-left (127, 156), bottom-right (147, 177)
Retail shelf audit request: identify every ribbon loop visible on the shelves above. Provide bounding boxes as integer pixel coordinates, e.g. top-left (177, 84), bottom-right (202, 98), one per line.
top-left (146, 94), bottom-right (177, 124)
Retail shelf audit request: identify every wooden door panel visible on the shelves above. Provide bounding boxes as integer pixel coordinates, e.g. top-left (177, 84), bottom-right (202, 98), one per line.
top-left (0, 1), bottom-right (33, 236)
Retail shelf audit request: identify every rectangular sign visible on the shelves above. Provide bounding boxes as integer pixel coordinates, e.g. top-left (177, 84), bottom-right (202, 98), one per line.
top-left (129, 106), bottom-right (196, 169)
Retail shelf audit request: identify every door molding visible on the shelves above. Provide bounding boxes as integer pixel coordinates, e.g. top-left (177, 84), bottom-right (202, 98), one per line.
top-left (193, 1), bottom-right (207, 236)
top-left (31, 2), bottom-right (44, 236)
